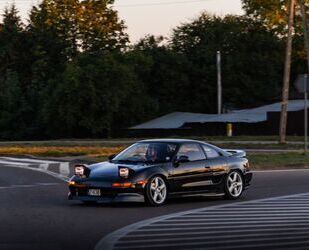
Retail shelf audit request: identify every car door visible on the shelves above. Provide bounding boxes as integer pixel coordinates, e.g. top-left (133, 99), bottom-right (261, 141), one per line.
top-left (169, 143), bottom-right (213, 193)
top-left (201, 144), bottom-right (227, 183)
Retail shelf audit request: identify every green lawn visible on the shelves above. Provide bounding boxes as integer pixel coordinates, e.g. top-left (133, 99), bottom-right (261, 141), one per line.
top-left (212, 142), bottom-right (304, 150)
top-left (248, 152), bottom-right (309, 170)
top-left (0, 135), bottom-right (305, 147)
top-left (0, 138), bottom-right (307, 170)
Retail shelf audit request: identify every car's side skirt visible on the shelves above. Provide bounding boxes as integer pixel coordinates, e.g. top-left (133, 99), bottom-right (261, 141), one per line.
top-left (168, 188), bottom-right (225, 198)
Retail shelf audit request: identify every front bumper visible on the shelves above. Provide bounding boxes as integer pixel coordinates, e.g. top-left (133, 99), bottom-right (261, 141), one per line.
top-left (68, 184), bottom-right (145, 203)
top-left (68, 192), bottom-right (145, 203)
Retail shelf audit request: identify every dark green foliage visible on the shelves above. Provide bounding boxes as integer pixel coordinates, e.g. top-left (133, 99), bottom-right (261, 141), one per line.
top-left (171, 14), bottom-right (284, 110)
top-left (0, 70), bottom-right (31, 139)
top-left (241, 0), bottom-right (309, 35)
top-left (129, 35), bottom-right (192, 115)
top-left (0, 3), bottom-right (299, 139)
top-left (44, 53), bottom-right (135, 137)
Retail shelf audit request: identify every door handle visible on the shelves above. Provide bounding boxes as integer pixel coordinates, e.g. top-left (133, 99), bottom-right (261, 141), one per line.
top-left (205, 166), bottom-right (211, 169)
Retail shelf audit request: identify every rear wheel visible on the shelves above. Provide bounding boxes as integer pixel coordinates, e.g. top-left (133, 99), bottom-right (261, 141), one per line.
top-left (224, 170), bottom-right (244, 199)
top-left (145, 176), bottom-right (167, 206)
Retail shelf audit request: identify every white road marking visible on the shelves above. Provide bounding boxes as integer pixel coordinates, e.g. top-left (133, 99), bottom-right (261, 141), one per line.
top-left (0, 157), bottom-right (61, 164)
top-left (0, 164), bottom-right (69, 181)
top-left (39, 163), bottom-right (49, 171)
top-left (95, 192), bottom-right (309, 250)
top-left (0, 160), bottom-right (31, 166)
top-left (0, 157), bottom-right (71, 181)
top-left (59, 162), bottom-right (70, 176)
top-left (35, 182), bottom-right (60, 186)
top-left (0, 183), bottom-right (60, 189)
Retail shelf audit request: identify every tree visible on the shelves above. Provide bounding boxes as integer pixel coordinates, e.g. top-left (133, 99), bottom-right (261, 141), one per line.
top-left (241, 0), bottom-right (309, 35)
top-left (131, 35), bottom-right (192, 115)
top-left (0, 70), bottom-right (31, 139)
top-left (0, 5), bottom-right (28, 82)
top-left (0, 5), bottom-right (39, 139)
top-left (78, 0), bottom-right (129, 52)
top-left (29, 0), bottom-right (128, 57)
top-left (44, 52), bottom-right (135, 138)
top-left (171, 14), bottom-right (284, 111)
top-left (242, 0), bottom-right (290, 32)
top-left (26, 0), bottom-right (129, 138)
top-left (242, 0), bottom-right (308, 94)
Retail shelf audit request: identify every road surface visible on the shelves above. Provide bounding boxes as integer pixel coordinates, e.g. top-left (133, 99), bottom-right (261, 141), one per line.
top-left (1, 158), bottom-right (309, 250)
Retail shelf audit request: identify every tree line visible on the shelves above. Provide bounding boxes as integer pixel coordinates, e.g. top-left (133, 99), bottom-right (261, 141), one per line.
top-left (0, 0), bottom-right (306, 139)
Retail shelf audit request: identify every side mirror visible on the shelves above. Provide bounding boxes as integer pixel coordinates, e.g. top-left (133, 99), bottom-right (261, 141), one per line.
top-left (174, 155), bottom-right (189, 166)
top-left (108, 154), bottom-right (117, 161)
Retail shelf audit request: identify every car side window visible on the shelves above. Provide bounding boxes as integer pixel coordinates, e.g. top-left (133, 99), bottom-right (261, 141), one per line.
top-left (202, 145), bottom-right (220, 159)
top-left (177, 143), bottom-right (206, 162)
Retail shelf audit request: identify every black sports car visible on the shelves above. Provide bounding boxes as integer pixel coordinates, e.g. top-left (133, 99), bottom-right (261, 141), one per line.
top-left (68, 139), bottom-right (252, 206)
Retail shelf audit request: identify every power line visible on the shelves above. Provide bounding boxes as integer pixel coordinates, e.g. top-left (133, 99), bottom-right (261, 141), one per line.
top-left (115, 0), bottom-right (214, 8)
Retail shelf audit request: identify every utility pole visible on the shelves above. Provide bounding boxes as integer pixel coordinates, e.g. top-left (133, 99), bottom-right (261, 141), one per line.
top-left (299, 0), bottom-right (309, 153)
top-left (305, 75), bottom-right (308, 154)
top-left (217, 51), bottom-right (222, 114)
top-left (279, 0), bottom-right (295, 144)
top-left (299, 0), bottom-right (309, 74)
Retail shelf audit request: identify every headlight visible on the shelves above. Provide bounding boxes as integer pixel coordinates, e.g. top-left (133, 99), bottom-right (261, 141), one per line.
top-left (75, 166), bottom-right (84, 176)
top-left (119, 167), bottom-right (129, 178)
top-left (74, 164), bottom-right (89, 177)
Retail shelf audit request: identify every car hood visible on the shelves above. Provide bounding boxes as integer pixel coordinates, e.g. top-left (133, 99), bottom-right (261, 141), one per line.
top-left (88, 161), bottom-right (149, 180)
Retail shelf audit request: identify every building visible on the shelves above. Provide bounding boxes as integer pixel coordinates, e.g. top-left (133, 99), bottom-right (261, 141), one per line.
top-left (128, 100), bottom-right (309, 136)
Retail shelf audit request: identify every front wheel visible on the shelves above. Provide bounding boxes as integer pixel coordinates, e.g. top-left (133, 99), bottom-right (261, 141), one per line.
top-left (224, 170), bottom-right (244, 199)
top-left (145, 176), bottom-right (168, 206)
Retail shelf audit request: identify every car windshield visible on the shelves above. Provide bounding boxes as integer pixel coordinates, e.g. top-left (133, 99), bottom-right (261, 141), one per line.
top-left (112, 142), bottom-right (178, 164)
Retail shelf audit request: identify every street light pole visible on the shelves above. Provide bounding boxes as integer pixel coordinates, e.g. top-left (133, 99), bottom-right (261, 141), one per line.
top-left (279, 0), bottom-right (295, 144)
top-left (217, 51), bottom-right (222, 114)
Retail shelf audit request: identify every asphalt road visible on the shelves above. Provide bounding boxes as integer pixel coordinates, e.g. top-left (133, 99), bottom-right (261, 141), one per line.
top-left (1, 166), bottom-right (309, 250)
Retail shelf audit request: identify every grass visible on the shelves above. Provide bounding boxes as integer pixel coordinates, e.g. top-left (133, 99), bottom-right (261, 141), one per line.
top-left (0, 139), bottom-right (308, 170)
top-left (0, 146), bottom-right (124, 157)
top-left (0, 142), bottom-right (302, 158)
top-left (173, 135), bottom-right (306, 142)
top-left (0, 140), bottom-right (132, 147)
top-left (0, 135), bottom-right (305, 147)
top-left (248, 152), bottom-right (309, 170)
top-left (212, 142), bottom-right (304, 150)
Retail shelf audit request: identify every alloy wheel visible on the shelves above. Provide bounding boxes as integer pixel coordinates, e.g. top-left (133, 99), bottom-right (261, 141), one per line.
top-left (226, 171), bottom-right (243, 198)
top-left (149, 176), bottom-right (167, 205)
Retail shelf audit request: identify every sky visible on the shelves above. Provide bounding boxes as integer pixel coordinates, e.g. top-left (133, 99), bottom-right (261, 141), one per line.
top-left (0, 0), bottom-right (243, 42)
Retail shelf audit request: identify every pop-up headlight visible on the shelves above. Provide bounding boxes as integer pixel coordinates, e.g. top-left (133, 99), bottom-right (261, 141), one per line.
top-left (119, 167), bottom-right (129, 178)
top-left (75, 166), bottom-right (84, 176)
top-left (74, 164), bottom-right (90, 177)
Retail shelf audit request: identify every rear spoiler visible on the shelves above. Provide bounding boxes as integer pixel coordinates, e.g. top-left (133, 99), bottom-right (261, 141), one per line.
top-left (224, 149), bottom-right (246, 158)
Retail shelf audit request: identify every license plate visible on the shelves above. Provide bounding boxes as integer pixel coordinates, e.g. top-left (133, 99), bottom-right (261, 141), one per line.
top-left (88, 189), bottom-right (101, 196)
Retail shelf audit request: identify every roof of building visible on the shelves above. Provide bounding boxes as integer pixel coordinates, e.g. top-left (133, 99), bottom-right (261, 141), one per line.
top-left (131, 99), bottom-right (309, 129)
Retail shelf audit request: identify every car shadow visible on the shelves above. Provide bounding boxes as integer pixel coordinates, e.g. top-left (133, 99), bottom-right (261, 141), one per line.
top-left (68, 195), bottom-right (239, 208)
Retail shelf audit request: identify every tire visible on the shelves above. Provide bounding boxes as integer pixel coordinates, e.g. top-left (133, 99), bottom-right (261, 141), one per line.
top-left (145, 175), bottom-right (168, 206)
top-left (224, 170), bottom-right (244, 200)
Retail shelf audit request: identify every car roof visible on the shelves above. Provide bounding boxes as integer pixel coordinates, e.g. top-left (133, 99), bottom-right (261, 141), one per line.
top-left (137, 138), bottom-right (230, 156)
